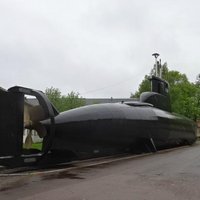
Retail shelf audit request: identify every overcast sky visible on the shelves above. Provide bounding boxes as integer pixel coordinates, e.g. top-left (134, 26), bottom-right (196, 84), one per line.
top-left (0, 0), bottom-right (200, 98)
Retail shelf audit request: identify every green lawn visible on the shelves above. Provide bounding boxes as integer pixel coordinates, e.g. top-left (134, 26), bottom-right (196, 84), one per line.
top-left (23, 142), bottom-right (42, 151)
top-left (31, 143), bottom-right (42, 150)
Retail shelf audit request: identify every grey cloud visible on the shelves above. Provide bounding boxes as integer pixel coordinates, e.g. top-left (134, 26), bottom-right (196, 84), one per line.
top-left (0, 0), bottom-right (200, 97)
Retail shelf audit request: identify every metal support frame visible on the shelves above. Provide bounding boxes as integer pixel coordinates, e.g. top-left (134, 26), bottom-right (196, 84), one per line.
top-left (8, 86), bottom-right (59, 164)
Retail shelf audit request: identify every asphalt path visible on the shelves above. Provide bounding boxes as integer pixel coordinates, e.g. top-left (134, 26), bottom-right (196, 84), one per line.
top-left (1, 143), bottom-right (200, 200)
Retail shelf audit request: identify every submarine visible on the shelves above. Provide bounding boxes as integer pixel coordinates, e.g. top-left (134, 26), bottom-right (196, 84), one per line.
top-left (0, 54), bottom-right (197, 166)
top-left (40, 54), bottom-right (196, 159)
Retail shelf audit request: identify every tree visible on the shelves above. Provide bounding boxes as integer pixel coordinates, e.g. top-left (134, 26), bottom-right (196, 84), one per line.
top-left (196, 74), bottom-right (200, 85)
top-left (45, 87), bottom-right (63, 111)
top-left (45, 87), bottom-right (85, 112)
top-left (131, 75), bottom-right (151, 98)
top-left (131, 63), bottom-right (168, 98)
top-left (61, 91), bottom-right (86, 111)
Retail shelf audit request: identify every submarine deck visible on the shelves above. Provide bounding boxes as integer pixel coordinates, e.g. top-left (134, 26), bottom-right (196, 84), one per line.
top-left (1, 143), bottom-right (200, 200)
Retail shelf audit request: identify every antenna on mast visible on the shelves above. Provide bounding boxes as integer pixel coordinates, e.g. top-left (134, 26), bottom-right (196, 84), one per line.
top-left (159, 58), bottom-right (162, 79)
top-left (152, 53), bottom-right (162, 78)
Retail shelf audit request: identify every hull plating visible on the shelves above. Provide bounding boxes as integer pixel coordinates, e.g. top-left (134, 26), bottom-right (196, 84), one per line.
top-left (42, 103), bottom-right (196, 158)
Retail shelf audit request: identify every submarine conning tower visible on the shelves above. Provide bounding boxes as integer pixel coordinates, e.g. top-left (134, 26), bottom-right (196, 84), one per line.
top-left (140, 53), bottom-right (171, 112)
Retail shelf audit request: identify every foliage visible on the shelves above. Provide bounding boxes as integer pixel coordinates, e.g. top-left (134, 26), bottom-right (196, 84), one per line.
top-left (45, 87), bottom-right (62, 110)
top-left (131, 75), bottom-right (151, 98)
top-left (196, 74), bottom-right (200, 85)
top-left (61, 91), bottom-right (86, 111)
top-left (131, 63), bottom-right (200, 120)
top-left (45, 87), bottom-right (85, 112)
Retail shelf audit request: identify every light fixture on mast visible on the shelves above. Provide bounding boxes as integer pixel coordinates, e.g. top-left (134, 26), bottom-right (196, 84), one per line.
top-left (152, 53), bottom-right (160, 78)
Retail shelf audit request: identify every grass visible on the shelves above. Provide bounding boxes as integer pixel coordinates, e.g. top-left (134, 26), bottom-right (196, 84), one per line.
top-left (23, 142), bottom-right (42, 151)
top-left (31, 143), bottom-right (42, 150)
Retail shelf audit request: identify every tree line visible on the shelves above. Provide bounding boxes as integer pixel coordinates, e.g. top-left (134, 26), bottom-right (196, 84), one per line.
top-left (45, 87), bottom-right (85, 112)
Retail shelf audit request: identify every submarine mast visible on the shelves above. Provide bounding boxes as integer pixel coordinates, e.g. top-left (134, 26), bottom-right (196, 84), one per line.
top-left (140, 53), bottom-right (171, 112)
top-left (152, 53), bottom-right (163, 79)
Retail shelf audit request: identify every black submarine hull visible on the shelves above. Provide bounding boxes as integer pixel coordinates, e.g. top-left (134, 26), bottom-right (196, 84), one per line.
top-left (42, 102), bottom-right (196, 158)
top-left (0, 83), bottom-right (197, 166)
